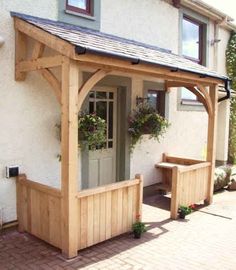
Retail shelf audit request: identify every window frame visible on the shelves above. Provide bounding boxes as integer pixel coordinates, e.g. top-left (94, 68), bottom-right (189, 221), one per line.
top-left (182, 15), bottom-right (204, 65)
top-left (179, 11), bottom-right (208, 109)
top-left (66, 0), bottom-right (92, 16)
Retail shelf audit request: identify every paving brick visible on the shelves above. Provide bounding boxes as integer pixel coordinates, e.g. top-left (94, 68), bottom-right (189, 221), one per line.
top-left (1, 191), bottom-right (236, 269)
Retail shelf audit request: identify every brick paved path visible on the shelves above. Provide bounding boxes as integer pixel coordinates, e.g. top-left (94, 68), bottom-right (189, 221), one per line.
top-left (1, 191), bottom-right (236, 270)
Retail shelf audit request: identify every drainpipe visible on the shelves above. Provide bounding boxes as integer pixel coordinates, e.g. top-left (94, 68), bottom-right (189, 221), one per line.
top-left (218, 79), bottom-right (231, 103)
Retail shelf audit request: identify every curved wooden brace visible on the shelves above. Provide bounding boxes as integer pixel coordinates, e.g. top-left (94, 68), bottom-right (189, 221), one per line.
top-left (186, 86), bottom-right (209, 114)
top-left (77, 69), bottom-right (111, 111)
top-left (166, 81), bottom-right (213, 116)
top-left (196, 84), bottom-right (213, 117)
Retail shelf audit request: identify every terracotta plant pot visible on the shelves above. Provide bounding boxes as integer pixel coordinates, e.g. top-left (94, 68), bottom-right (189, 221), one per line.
top-left (134, 231), bottom-right (141, 239)
top-left (179, 212), bottom-right (186, 219)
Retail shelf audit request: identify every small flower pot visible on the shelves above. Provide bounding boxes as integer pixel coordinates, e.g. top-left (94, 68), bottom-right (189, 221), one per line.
top-left (133, 231), bottom-right (141, 239)
top-left (179, 212), bottom-right (186, 219)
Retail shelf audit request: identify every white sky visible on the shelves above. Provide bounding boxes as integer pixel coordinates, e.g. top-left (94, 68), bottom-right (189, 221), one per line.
top-left (202, 0), bottom-right (236, 22)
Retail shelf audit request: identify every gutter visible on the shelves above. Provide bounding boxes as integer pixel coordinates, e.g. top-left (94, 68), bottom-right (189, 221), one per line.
top-left (75, 46), bottom-right (228, 83)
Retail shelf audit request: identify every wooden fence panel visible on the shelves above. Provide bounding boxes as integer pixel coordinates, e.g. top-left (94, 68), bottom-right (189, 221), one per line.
top-left (17, 174), bottom-right (143, 252)
top-left (16, 175), bottom-right (62, 249)
top-left (77, 177), bottom-right (143, 250)
top-left (171, 163), bottom-right (210, 219)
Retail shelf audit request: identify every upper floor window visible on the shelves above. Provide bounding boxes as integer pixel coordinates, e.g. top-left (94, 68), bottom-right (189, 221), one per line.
top-left (66, 0), bottom-right (92, 16)
top-left (182, 16), bottom-right (203, 65)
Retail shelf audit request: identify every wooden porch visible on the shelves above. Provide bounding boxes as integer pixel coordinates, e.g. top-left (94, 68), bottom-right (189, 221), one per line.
top-left (12, 12), bottom-right (225, 258)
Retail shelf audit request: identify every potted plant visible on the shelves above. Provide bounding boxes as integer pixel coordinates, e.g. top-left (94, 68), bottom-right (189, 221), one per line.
top-left (132, 215), bottom-right (147, 238)
top-left (178, 205), bottom-right (193, 219)
top-left (128, 102), bottom-right (169, 151)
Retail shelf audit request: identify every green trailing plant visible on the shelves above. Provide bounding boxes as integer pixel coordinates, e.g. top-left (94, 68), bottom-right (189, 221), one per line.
top-left (128, 102), bottom-right (170, 151)
top-left (78, 113), bottom-right (106, 150)
top-left (178, 205), bottom-right (193, 219)
top-left (56, 112), bottom-right (106, 154)
top-left (226, 32), bottom-right (236, 163)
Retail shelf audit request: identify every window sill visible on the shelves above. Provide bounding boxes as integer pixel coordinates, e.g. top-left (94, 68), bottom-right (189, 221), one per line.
top-left (181, 100), bottom-right (203, 106)
top-left (65, 9), bottom-right (96, 21)
top-left (178, 100), bottom-right (205, 112)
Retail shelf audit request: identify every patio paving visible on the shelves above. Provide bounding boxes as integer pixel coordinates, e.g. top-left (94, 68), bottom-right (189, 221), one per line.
top-left (1, 190), bottom-right (236, 270)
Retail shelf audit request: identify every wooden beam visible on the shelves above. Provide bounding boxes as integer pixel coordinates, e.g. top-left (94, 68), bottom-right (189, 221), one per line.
top-left (61, 57), bottom-right (79, 258)
top-left (197, 84), bottom-right (213, 116)
top-left (39, 69), bottom-right (62, 104)
top-left (166, 81), bottom-right (197, 88)
top-left (206, 84), bottom-right (218, 204)
top-left (15, 29), bottom-right (27, 81)
top-left (16, 55), bottom-right (63, 72)
top-left (187, 86), bottom-right (209, 114)
top-left (78, 69), bottom-right (111, 111)
top-left (30, 40), bottom-right (62, 104)
top-left (75, 54), bottom-right (223, 85)
top-left (31, 41), bottom-right (45, 59)
top-left (14, 18), bottom-right (76, 59)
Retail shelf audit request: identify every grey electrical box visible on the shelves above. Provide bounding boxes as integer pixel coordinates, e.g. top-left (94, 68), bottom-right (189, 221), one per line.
top-left (6, 166), bottom-right (19, 178)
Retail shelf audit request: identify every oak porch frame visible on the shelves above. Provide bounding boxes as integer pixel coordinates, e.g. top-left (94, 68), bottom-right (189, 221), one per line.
top-left (14, 17), bottom-right (220, 258)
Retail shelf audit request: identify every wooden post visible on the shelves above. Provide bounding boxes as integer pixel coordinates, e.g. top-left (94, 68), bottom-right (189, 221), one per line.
top-left (61, 57), bottom-right (79, 258)
top-left (135, 174), bottom-right (143, 220)
top-left (206, 84), bottom-right (218, 204)
top-left (170, 166), bottom-right (179, 219)
top-left (15, 29), bottom-right (27, 81)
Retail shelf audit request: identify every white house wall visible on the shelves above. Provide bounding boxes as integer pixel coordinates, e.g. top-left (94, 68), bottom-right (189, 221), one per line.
top-left (0, 1), bottom-right (60, 223)
top-left (101, 0), bottom-right (179, 53)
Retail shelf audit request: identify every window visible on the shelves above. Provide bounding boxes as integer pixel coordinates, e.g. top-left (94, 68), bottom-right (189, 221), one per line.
top-left (182, 16), bottom-right (203, 64)
top-left (147, 90), bottom-right (165, 117)
top-left (66, 0), bottom-right (92, 15)
top-left (181, 16), bottom-right (206, 104)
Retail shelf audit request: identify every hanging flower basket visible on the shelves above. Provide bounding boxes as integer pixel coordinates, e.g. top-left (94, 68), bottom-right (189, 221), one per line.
top-left (78, 113), bottom-right (106, 150)
top-left (128, 102), bottom-right (170, 151)
top-left (56, 112), bottom-right (106, 152)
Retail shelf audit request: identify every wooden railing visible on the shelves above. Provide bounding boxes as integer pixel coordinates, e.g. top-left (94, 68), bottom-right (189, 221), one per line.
top-left (76, 175), bottom-right (143, 250)
top-left (16, 174), bottom-right (143, 252)
top-left (16, 174), bottom-right (62, 248)
top-left (170, 161), bottom-right (211, 219)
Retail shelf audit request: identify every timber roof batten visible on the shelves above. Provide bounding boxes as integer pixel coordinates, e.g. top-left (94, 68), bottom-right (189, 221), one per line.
top-left (11, 12), bottom-right (228, 83)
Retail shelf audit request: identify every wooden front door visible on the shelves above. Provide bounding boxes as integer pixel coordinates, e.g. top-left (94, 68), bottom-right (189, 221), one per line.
top-left (88, 87), bottom-right (117, 188)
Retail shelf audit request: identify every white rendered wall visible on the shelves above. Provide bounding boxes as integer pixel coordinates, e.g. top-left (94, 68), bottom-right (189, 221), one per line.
top-left (101, 0), bottom-right (179, 53)
top-left (0, 1), bottom-right (60, 223)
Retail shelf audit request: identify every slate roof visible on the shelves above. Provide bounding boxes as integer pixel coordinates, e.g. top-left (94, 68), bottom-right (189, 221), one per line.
top-left (11, 12), bottom-right (228, 82)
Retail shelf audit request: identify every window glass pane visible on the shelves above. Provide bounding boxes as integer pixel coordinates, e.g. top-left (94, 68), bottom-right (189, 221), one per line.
top-left (96, 101), bottom-right (107, 122)
top-left (68, 0), bottom-right (87, 10)
top-left (108, 141), bottom-right (113, 148)
top-left (109, 92), bottom-right (114, 99)
top-left (182, 18), bottom-right (200, 60)
top-left (181, 87), bottom-right (197, 100)
top-left (148, 92), bottom-right (158, 110)
top-left (96, 91), bottom-right (107, 99)
top-left (89, 91), bottom-right (94, 98)
top-left (89, 101), bottom-right (94, 114)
